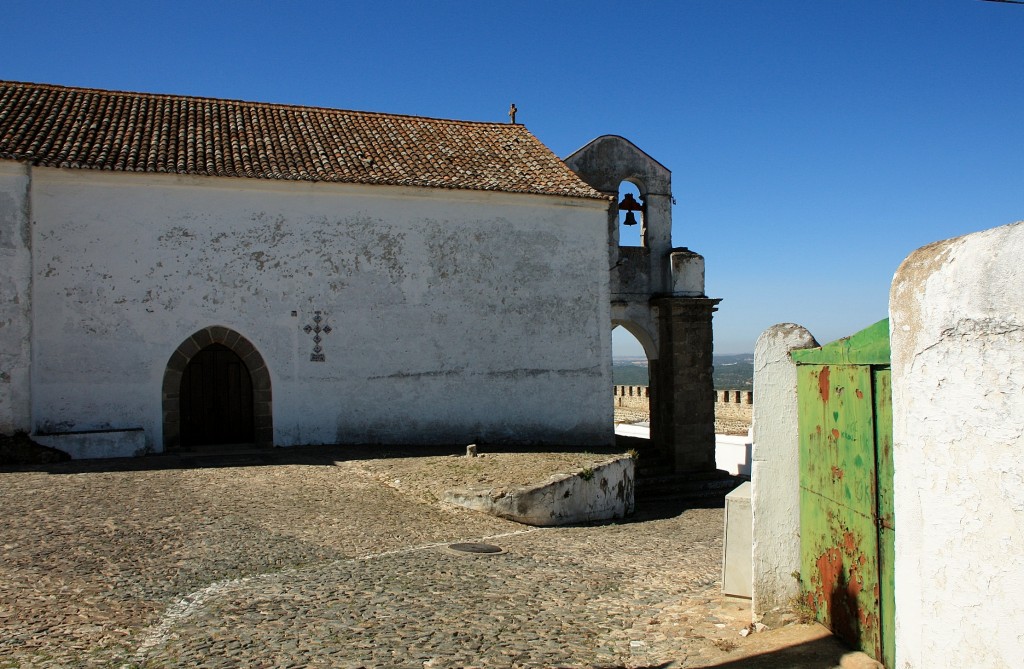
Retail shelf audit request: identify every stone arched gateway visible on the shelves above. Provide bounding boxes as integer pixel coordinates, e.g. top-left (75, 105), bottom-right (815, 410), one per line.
top-left (566, 136), bottom-right (720, 472)
top-left (161, 326), bottom-right (273, 450)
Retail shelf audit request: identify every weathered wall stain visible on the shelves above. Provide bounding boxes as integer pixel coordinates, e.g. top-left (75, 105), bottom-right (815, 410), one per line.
top-left (19, 168), bottom-right (612, 448)
top-left (0, 192), bottom-right (20, 249)
top-left (0, 163), bottom-right (32, 433)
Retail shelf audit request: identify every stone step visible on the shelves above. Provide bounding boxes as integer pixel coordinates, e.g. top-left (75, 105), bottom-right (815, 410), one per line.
top-left (636, 459), bottom-right (673, 478)
top-left (635, 470), bottom-right (746, 502)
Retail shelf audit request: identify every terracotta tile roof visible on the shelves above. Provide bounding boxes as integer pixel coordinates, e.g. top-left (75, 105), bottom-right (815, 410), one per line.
top-left (0, 80), bottom-right (604, 199)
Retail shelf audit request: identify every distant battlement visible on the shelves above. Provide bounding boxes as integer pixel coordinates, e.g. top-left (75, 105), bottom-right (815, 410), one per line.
top-left (715, 389), bottom-right (753, 405)
top-left (613, 386), bottom-right (752, 435)
top-left (613, 386), bottom-right (651, 424)
top-left (613, 386), bottom-right (753, 403)
top-left (613, 385), bottom-right (650, 398)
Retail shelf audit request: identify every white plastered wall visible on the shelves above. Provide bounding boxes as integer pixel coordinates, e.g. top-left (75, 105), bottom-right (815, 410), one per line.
top-left (890, 221), bottom-right (1024, 668)
top-left (27, 167), bottom-right (613, 451)
top-left (750, 323), bottom-right (818, 619)
top-left (0, 161), bottom-right (32, 433)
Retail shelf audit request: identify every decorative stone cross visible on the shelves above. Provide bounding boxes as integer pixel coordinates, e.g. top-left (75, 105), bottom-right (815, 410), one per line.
top-left (303, 311), bottom-right (332, 362)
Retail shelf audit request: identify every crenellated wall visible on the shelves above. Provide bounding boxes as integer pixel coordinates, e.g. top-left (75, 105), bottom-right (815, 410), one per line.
top-left (614, 386), bottom-right (751, 403)
top-left (613, 385), bottom-right (651, 423)
top-left (613, 386), bottom-right (752, 434)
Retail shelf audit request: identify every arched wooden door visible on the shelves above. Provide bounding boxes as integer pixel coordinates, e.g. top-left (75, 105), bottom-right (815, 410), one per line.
top-left (180, 343), bottom-right (255, 447)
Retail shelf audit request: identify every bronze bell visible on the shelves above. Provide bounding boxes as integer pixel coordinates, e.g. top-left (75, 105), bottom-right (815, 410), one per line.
top-left (618, 192), bottom-right (643, 226)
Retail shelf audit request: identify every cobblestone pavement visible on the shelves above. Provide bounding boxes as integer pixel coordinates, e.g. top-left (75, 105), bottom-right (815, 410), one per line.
top-left (0, 446), bottom-right (840, 668)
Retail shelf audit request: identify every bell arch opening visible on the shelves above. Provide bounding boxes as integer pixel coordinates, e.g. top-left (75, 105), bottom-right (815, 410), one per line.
top-left (162, 326), bottom-right (273, 450)
top-left (617, 180), bottom-right (645, 248)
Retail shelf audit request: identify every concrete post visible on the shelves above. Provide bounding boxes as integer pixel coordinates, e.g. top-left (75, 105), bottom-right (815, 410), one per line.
top-left (749, 323), bottom-right (818, 620)
top-left (670, 248), bottom-right (705, 297)
top-left (650, 296), bottom-right (721, 472)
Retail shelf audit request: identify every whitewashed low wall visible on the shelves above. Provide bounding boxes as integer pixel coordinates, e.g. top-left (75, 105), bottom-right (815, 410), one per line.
top-left (444, 456), bottom-right (634, 526)
top-left (33, 429), bottom-right (147, 459)
top-left (890, 221), bottom-right (1024, 668)
top-left (716, 433), bottom-right (752, 477)
top-left (614, 423), bottom-right (650, 439)
top-left (612, 423), bottom-right (752, 477)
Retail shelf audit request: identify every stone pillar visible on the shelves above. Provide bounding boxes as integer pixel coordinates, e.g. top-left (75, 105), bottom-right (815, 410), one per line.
top-left (650, 296), bottom-right (721, 472)
top-left (643, 192), bottom-right (674, 293)
top-left (646, 356), bottom-right (662, 455)
top-left (750, 323), bottom-right (818, 621)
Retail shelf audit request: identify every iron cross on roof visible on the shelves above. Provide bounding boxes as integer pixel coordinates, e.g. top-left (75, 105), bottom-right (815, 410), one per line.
top-left (303, 311), bottom-right (332, 362)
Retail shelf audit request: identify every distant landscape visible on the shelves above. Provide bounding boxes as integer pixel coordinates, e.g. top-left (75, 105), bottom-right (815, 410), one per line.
top-left (613, 354), bottom-right (754, 390)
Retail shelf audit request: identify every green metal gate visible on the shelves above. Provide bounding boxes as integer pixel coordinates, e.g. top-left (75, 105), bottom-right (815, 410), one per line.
top-left (792, 319), bottom-right (894, 667)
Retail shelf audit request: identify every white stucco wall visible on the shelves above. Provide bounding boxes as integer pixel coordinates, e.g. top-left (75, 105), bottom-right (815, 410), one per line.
top-left (0, 161), bottom-right (32, 433)
top-left (26, 167), bottom-right (613, 451)
top-left (890, 221), bottom-right (1024, 668)
top-left (750, 323), bottom-right (818, 620)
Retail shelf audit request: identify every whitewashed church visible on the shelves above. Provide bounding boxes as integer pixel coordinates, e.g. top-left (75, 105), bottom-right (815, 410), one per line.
top-left (0, 80), bottom-right (719, 469)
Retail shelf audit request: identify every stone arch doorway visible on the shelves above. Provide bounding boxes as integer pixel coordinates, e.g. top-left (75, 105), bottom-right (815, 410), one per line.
top-left (612, 319), bottom-right (661, 443)
top-left (162, 326), bottom-right (273, 450)
top-left (612, 319), bottom-right (657, 361)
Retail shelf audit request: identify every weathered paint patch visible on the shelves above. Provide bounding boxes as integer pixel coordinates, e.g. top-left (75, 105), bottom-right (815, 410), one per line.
top-left (818, 365), bottom-right (831, 402)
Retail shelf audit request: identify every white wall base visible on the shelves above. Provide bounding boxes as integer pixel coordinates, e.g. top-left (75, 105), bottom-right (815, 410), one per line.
top-left (33, 429), bottom-right (149, 459)
top-left (444, 456), bottom-right (635, 526)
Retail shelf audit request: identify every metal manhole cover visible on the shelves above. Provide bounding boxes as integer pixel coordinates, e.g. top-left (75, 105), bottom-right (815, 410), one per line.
top-left (447, 542), bottom-right (505, 555)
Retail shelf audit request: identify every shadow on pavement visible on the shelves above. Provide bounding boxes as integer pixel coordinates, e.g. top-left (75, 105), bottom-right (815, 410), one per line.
top-left (631, 496), bottom-right (726, 522)
top-left (3, 441), bottom-right (737, 526)
top-left (695, 633), bottom-right (853, 669)
top-left (592, 664), bottom-right (676, 669)
top-left (0, 442), bottom-right (627, 475)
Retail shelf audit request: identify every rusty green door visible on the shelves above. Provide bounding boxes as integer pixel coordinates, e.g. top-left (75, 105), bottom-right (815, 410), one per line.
top-left (873, 368), bottom-right (895, 668)
top-left (792, 319), bottom-right (893, 667)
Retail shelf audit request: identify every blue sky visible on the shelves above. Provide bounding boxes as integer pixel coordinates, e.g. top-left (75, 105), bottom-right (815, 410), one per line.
top-left (5, 1), bottom-right (1023, 354)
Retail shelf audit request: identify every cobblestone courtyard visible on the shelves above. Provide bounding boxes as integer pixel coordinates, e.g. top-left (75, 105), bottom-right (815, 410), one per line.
top-left (0, 446), bottom-right (844, 668)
